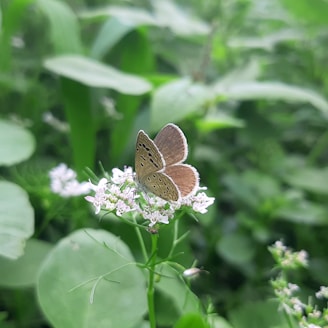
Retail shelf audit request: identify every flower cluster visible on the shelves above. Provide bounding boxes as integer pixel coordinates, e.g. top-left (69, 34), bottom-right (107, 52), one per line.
top-left (49, 163), bottom-right (91, 197)
top-left (85, 166), bottom-right (215, 227)
top-left (270, 241), bottom-right (328, 328)
top-left (269, 240), bottom-right (308, 270)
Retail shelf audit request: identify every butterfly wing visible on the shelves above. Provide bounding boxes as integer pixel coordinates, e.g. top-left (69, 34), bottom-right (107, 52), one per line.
top-left (135, 130), bottom-right (165, 180)
top-left (154, 124), bottom-right (188, 166)
top-left (141, 172), bottom-right (180, 201)
top-left (164, 164), bottom-right (199, 197)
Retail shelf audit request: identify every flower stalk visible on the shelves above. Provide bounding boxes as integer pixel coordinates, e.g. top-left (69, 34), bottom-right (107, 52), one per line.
top-left (147, 233), bottom-right (158, 328)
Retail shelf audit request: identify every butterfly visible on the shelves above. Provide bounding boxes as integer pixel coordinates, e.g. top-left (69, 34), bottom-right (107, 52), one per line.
top-left (135, 123), bottom-right (199, 201)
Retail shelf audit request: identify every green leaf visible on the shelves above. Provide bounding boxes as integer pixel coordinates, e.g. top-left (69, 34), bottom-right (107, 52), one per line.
top-left (229, 300), bottom-right (289, 328)
top-left (276, 199), bottom-right (328, 225)
top-left (91, 17), bottom-right (134, 59)
top-left (216, 232), bottom-right (256, 266)
top-left (61, 79), bottom-right (95, 172)
top-left (80, 1), bottom-right (210, 36)
top-left (109, 29), bottom-right (155, 164)
top-left (79, 5), bottom-right (158, 26)
top-left (0, 239), bottom-right (52, 287)
top-left (37, 229), bottom-right (147, 328)
top-left (283, 167), bottom-right (328, 195)
top-left (36, 0), bottom-right (83, 54)
top-left (44, 55), bottom-right (152, 95)
top-left (174, 313), bottom-right (210, 328)
top-left (212, 81), bottom-right (328, 119)
top-left (195, 114), bottom-right (244, 132)
top-left (151, 78), bottom-right (210, 131)
top-left (0, 181), bottom-right (34, 260)
top-left (207, 315), bottom-right (234, 328)
top-left (0, 119), bottom-right (35, 166)
top-left (155, 263), bottom-right (201, 323)
top-left (152, 0), bottom-right (210, 36)
top-left (228, 28), bottom-right (303, 50)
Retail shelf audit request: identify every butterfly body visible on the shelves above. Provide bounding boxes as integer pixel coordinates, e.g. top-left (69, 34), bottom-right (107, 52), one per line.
top-left (135, 124), bottom-right (199, 201)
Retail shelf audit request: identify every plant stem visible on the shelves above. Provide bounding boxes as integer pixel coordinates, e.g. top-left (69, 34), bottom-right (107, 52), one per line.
top-left (283, 309), bottom-right (296, 328)
top-left (147, 233), bottom-right (158, 328)
top-left (133, 219), bottom-right (148, 263)
top-left (168, 219), bottom-right (179, 259)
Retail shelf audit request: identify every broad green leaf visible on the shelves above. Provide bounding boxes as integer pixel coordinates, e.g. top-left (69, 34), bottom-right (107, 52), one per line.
top-left (0, 119), bottom-right (35, 166)
top-left (151, 78), bottom-right (210, 131)
top-left (207, 315), bottom-right (234, 328)
top-left (195, 114), bottom-right (244, 132)
top-left (80, 1), bottom-right (210, 36)
top-left (216, 232), bottom-right (256, 266)
top-left (152, 0), bottom-right (210, 36)
top-left (276, 200), bottom-right (328, 225)
top-left (0, 181), bottom-right (34, 260)
top-left (228, 29), bottom-right (303, 50)
top-left (174, 313), bottom-right (210, 328)
top-left (156, 263), bottom-right (200, 324)
top-left (109, 29), bottom-right (155, 165)
top-left (155, 263), bottom-right (201, 327)
top-left (36, 0), bottom-right (83, 54)
top-left (0, 239), bottom-right (52, 287)
top-left (214, 59), bottom-right (261, 85)
top-left (212, 81), bottom-right (328, 119)
top-left (79, 5), bottom-right (157, 26)
top-left (229, 300), bottom-right (289, 328)
top-left (61, 79), bottom-right (95, 172)
top-left (91, 17), bottom-right (134, 59)
top-left (37, 229), bottom-right (147, 328)
top-left (44, 55), bottom-right (152, 95)
top-left (283, 167), bottom-right (328, 195)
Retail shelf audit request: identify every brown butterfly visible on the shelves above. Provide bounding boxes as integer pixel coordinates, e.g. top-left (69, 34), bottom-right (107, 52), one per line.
top-left (135, 123), bottom-right (199, 201)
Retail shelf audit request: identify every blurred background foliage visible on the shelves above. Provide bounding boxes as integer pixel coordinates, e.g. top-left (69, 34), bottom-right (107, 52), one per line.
top-left (1, 0), bottom-right (328, 327)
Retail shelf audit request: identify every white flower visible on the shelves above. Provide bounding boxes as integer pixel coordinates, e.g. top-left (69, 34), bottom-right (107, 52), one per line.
top-left (84, 166), bottom-right (215, 227)
top-left (49, 163), bottom-right (91, 197)
top-left (274, 240), bottom-right (287, 252)
top-left (186, 191), bottom-right (215, 214)
top-left (316, 286), bottom-right (328, 299)
top-left (85, 178), bottom-right (109, 214)
top-left (85, 177), bottom-right (137, 217)
top-left (111, 167), bottom-right (134, 185)
top-left (296, 250), bottom-right (308, 266)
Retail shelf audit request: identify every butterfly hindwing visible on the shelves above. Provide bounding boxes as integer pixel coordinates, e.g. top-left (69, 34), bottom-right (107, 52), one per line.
top-left (164, 164), bottom-right (199, 197)
top-left (141, 172), bottom-right (180, 201)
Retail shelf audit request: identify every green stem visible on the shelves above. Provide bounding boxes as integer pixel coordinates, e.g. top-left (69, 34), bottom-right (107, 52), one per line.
top-left (280, 271), bottom-right (296, 328)
top-left (283, 309), bottom-right (295, 328)
top-left (168, 219), bottom-right (179, 259)
top-left (133, 217), bottom-right (148, 263)
top-left (147, 234), bottom-right (158, 328)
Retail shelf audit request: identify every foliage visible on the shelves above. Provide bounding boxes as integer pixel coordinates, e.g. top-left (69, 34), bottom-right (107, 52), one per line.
top-left (1, 0), bottom-right (328, 327)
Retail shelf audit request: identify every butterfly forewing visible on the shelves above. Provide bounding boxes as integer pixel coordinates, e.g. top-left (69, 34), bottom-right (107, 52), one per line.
top-left (142, 172), bottom-right (180, 201)
top-left (164, 164), bottom-right (199, 197)
top-left (135, 130), bottom-right (165, 180)
top-left (154, 124), bottom-right (188, 166)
